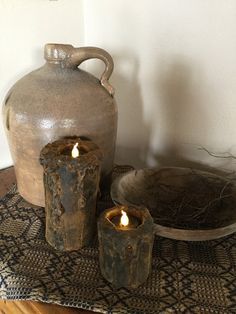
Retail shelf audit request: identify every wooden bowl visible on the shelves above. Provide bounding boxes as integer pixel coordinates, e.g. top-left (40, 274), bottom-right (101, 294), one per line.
top-left (111, 167), bottom-right (236, 241)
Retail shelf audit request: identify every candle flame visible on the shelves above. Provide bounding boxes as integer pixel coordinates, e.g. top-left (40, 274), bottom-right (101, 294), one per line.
top-left (120, 210), bottom-right (129, 227)
top-left (72, 142), bottom-right (79, 158)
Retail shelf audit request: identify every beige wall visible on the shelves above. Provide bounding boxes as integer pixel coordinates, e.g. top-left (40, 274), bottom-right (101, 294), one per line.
top-left (1, 0), bottom-right (236, 172)
top-left (84, 0), bottom-right (236, 170)
top-left (0, 0), bottom-right (84, 168)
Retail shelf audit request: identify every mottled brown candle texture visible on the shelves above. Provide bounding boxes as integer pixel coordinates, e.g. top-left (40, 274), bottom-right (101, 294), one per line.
top-left (40, 138), bottom-right (102, 251)
top-left (98, 205), bottom-right (154, 289)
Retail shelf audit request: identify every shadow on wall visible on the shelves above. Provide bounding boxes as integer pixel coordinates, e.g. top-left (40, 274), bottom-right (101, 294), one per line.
top-left (149, 56), bottom-right (214, 172)
top-left (86, 53), bottom-right (214, 172)
top-left (112, 54), bottom-right (151, 168)
top-left (56, 51), bottom-right (150, 168)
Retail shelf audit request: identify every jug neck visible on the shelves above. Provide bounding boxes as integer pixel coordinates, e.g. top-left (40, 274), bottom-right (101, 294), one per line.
top-left (44, 43), bottom-right (76, 69)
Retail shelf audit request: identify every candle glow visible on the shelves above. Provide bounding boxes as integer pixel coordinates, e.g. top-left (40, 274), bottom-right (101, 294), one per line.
top-left (120, 210), bottom-right (129, 227)
top-left (72, 142), bottom-right (79, 158)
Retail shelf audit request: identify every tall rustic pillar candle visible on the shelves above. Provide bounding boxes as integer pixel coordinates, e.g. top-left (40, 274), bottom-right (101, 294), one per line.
top-left (40, 138), bottom-right (102, 251)
top-left (98, 205), bottom-right (154, 289)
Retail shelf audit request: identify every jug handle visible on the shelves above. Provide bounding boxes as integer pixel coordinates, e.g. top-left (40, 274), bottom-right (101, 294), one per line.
top-left (70, 47), bottom-right (115, 97)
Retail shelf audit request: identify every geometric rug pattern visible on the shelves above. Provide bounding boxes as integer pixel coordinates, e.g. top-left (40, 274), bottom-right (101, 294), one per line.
top-left (0, 166), bottom-right (236, 313)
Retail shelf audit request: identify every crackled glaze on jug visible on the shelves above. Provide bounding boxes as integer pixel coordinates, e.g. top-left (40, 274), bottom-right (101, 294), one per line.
top-left (3, 44), bottom-right (117, 206)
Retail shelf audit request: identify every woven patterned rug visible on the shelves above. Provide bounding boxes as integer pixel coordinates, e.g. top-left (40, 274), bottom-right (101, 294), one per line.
top-left (0, 166), bottom-right (236, 314)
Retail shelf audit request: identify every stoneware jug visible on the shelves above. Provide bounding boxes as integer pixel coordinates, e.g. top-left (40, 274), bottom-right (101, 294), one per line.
top-left (2, 43), bottom-right (117, 206)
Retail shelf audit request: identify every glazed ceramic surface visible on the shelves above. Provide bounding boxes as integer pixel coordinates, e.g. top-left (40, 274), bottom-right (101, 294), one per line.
top-left (3, 44), bottom-right (117, 206)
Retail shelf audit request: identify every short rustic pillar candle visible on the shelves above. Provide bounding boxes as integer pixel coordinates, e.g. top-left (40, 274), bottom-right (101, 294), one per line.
top-left (40, 138), bottom-right (102, 251)
top-left (98, 205), bottom-right (154, 289)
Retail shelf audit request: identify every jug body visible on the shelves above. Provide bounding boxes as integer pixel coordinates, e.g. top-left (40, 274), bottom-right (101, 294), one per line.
top-left (3, 44), bottom-right (117, 206)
